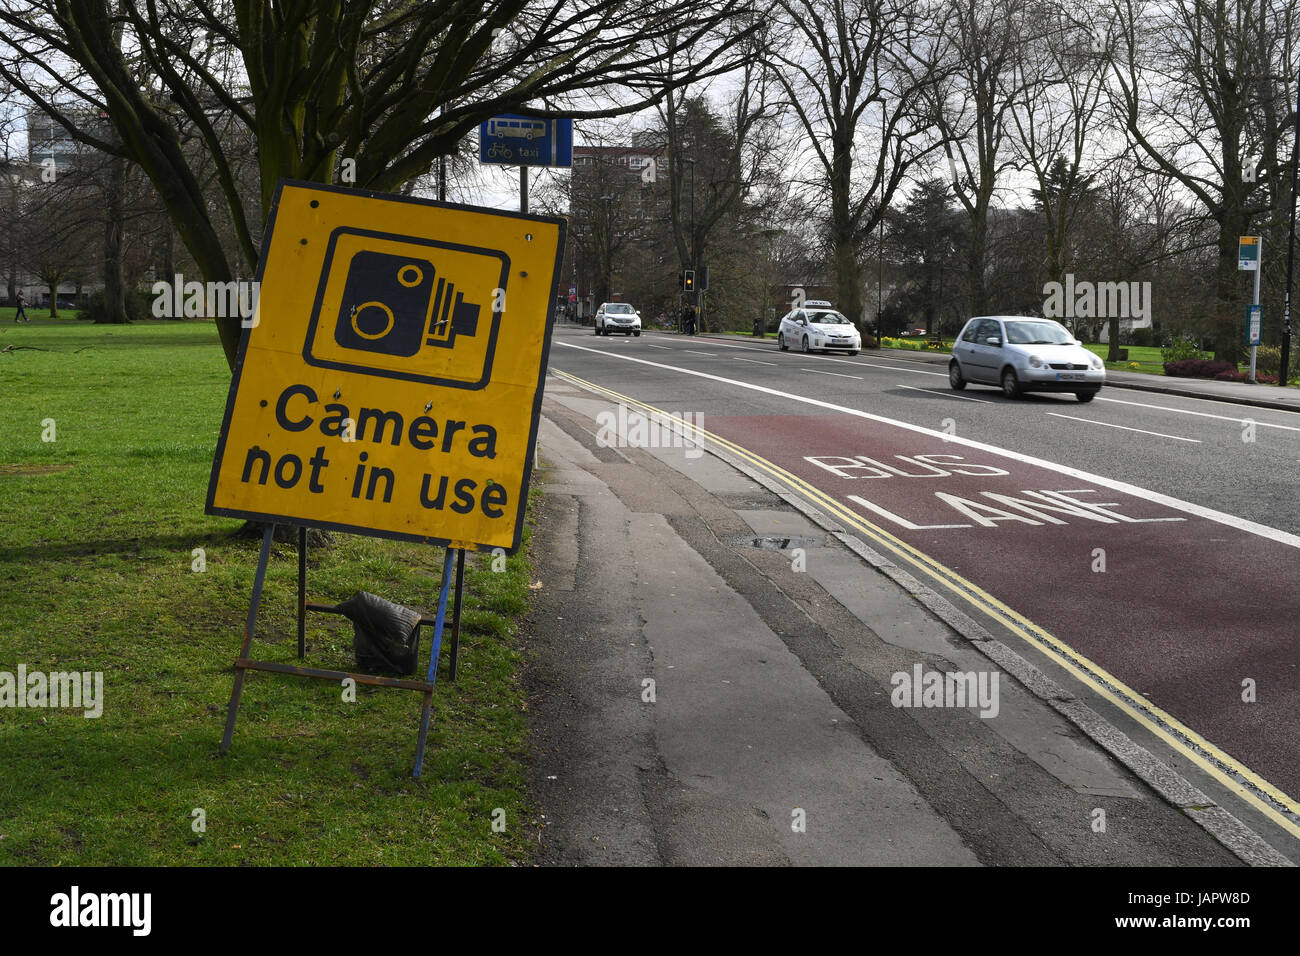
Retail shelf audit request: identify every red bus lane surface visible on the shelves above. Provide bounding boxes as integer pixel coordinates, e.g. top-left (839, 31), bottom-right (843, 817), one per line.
top-left (705, 413), bottom-right (1300, 800)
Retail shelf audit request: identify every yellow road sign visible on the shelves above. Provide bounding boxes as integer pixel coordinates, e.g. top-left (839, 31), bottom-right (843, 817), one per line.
top-left (206, 180), bottom-right (565, 552)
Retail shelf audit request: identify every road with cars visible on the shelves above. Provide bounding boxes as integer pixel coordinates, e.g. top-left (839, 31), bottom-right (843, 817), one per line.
top-left (546, 321), bottom-right (1300, 849)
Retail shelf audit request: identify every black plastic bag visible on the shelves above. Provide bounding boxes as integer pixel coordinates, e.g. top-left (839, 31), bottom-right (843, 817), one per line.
top-left (331, 592), bottom-right (422, 676)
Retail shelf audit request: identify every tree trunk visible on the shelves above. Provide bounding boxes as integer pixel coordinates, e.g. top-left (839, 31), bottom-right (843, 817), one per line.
top-left (1214, 212), bottom-right (1247, 365)
top-left (100, 154), bottom-right (128, 324)
top-left (967, 213), bottom-right (988, 318)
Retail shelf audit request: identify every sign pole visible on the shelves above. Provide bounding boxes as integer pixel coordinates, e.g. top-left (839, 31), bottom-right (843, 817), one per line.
top-left (1281, 63), bottom-right (1300, 387)
top-left (1250, 237), bottom-right (1262, 383)
top-left (520, 166), bottom-right (528, 215)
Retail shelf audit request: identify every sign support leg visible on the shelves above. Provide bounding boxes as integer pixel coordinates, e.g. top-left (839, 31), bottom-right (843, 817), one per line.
top-left (449, 548), bottom-right (466, 681)
top-left (413, 547), bottom-right (457, 778)
top-left (296, 525), bottom-right (307, 659)
top-left (221, 524), bottom-right (276, 753)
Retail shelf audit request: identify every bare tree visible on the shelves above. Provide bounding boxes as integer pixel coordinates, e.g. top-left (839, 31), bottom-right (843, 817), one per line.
top-left (653, 37), bottom-right (786, 331)
top-left (769, 0), bottom-right (941, 334)
top-left (1106, 0), bottom-right (1298, 361)
top-left (1009, 1), bottom-right (1113, 305)
top-left (0, 0), bottom-right (761, 367)
top-left (925, 0), bottom-right (1041, 319)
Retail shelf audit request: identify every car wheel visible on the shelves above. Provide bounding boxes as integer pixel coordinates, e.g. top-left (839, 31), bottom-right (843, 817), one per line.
top-left (1076, 389), bottom-right (1097, 403)
top-left (633, 330), bottom-right (641, 337)
top-left (593, 322), bottom-right (599, 335)
top-left (801, 335), bottom-right (811, 354)
top-left (949, 360), bottom-right (966, 390)
top-left (847, 350), bottom-right (859, 356)
top-left (778, 332), bottom-right (787, 351)
top-left (1000, 367), bottom-right (1022, 399)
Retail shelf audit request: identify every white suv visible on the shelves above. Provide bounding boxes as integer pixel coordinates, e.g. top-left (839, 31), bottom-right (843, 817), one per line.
top-left (595, 302), bottom-right (641, 336)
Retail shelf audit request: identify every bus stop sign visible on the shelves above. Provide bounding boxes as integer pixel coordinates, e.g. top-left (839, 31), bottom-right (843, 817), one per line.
top-left (1239, 236), bottom-right (1260, 271)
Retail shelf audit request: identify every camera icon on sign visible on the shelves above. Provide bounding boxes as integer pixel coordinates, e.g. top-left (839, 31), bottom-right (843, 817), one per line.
top-left (304, 228), bottom-right (508, 389)
top-left (334, 251), bottom-right (479, 357)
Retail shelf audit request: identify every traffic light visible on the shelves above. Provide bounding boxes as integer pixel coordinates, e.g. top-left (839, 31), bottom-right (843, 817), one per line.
top-left (683, 269), bottom-right (696, 292)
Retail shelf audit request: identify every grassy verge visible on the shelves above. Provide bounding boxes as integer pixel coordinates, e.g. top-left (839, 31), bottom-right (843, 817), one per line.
top-left (0, 319), bottom-right (535, 865)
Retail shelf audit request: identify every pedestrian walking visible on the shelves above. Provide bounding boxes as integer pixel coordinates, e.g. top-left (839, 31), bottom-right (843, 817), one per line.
top-left (683, 304), bottom-right (696, 336)
top-left (14, 290), bottom-right (29, 323)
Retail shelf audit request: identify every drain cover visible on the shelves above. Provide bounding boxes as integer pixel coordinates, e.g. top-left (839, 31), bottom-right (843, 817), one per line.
top-left (746, 535), bottom-right (816, 551)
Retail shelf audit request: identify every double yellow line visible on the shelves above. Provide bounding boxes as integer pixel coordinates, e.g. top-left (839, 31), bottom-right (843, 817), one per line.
top-left (553, 368), bottom-right (1300, 841)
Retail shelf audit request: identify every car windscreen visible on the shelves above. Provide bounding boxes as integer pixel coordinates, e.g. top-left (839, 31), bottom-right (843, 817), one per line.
top-left (807, 310), bottom-right (851, 325)
top-left (606, 304), bottom-right (635, 314)
top-left (1004, 320), bottom-right (1073, 345)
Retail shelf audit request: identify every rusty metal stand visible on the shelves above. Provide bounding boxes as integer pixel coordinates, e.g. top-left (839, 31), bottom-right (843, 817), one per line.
top-left (413, 548), bottom-right (455, 777)
top-left (220, 524), bottom-right (276, 754)
top-left (218, 522), bottom-right (464, 777)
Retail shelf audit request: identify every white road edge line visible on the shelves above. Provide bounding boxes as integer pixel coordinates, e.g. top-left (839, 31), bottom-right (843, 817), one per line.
top-left (1046, 413), bottom-right (1202, 443)
top-left (555, 339), bottom-right (1300, 549)
top-left (897, 384), bottom-right (994, 405)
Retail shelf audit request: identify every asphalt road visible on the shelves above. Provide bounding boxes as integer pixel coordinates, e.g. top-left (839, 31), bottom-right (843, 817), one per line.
top-left (554, 326), bottom-right (1300, 536)
top-left (546, 321), bottom-right (1300, 849)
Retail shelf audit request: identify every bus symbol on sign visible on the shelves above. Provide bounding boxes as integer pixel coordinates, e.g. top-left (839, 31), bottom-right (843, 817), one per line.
top-left (303, 227), bottom-right (508, 390)
top-left (485, 117), bottom-right (546, 140)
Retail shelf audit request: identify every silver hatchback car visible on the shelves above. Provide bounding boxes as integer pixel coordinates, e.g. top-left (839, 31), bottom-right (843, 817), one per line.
top-left (949, 316), bottom-right (1105, 401)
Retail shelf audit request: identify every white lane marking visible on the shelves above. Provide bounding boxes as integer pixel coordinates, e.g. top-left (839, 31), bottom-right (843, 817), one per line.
top-left (642, 334), bottom-right (952, 376)
top-left (684, 350), bottom-right (717, 356)
top-left (644, 344), bottom-right (673, 350)
top-left (897, 384), bottom-right (994, 404)
top-left (554, 340), bottom-right (1300, 549)
top-left (1096, 394), bottom-right (1300, 433)
top-left (1046, 413), bottom-right (1202, 443)
top-left (732, 357), bottom-right (776, 366)
top-left (831, 357), bottom-right (947, 376)
top-left (800, 367), bottom-right (863, 379)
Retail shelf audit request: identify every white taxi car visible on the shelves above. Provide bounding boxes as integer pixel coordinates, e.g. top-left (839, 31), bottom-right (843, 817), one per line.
top-left (776, 301), bottom-right (861, 354)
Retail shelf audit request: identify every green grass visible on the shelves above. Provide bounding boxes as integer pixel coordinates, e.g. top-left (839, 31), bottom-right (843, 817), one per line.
top-left (0, 318), bottom-right (536, 865)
